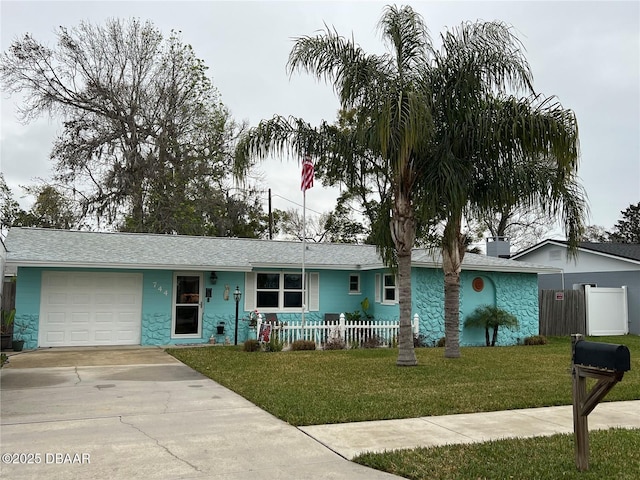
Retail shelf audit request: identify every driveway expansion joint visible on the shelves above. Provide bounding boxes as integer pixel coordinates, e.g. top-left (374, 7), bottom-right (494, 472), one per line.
top-left (118, 415), bottom-right (205, 474)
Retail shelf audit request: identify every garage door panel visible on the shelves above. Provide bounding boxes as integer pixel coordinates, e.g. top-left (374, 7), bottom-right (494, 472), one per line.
top-left (46, 293), bottom-right (68, 305)
top-left (44, 331), bottom-right (65, 343)
top-left (44, 312), bottom-right (66, 324)
top-left (94, 312), bottom-right (114, 323)
top-left (94, 330), bottom-right (114, 342)
top-left (119, 276), bottom-right (141, 289)
top-left (118, 294), bottom-right (138, 306)
top-left (69, 330), bottom-right (90, 342)
top-left (44, 272), bottom-right (68, 288)
top-left (95, 293), bottom-right (116, 305)
top-left (40, 272), bottom-right (142, 347)
top-left (71, 295), bottom-right (91, 306)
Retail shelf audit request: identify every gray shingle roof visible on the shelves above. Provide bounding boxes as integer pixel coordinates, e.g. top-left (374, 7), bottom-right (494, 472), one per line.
top-left (513, 239), bottom-right (640, 263)
top-left (4, 227), bottom-right (559, 273)
top-left (574, 242), bottom-right (640, 262)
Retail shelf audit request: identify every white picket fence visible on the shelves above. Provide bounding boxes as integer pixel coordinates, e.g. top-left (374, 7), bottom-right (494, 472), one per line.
top-left (255, 313), bottom-right (420, 349)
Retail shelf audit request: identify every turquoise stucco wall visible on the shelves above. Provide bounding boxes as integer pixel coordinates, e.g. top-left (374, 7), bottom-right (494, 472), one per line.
top-left (13, 266), bottom-right (538, 349)
top-left (12, 268), bottom-right (41, 349)
top-left (412, 269), bottom-right (539, 346)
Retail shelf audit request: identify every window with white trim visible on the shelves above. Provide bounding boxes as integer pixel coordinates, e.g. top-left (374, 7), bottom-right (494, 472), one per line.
top-left (256, 272), bottom-right (303, 310)
top-left (349, 274), bottom-right (360, 294)
top-left (382, 273), bottom-right (397, 304)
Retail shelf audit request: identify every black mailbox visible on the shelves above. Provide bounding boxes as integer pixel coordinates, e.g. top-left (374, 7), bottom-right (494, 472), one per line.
top-left (573, 340), bottom-right (631, 372)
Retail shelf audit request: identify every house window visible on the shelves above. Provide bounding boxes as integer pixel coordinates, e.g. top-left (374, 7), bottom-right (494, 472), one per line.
top-left (383, 273), bottom-right (397, 304)
top-left (256, 272), bottom-right (303, 310)
top-left (349, 274), bottom-right (360, 294)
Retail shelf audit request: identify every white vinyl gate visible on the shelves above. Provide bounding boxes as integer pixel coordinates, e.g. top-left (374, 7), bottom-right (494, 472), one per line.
top-left (585, 285), bottom-right (628, 336)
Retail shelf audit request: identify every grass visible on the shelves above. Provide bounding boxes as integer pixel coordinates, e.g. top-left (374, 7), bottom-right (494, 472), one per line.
top-left (167, 335), bottom-right (640, 426)
top-left (353, 428), bottom-right (640, 480)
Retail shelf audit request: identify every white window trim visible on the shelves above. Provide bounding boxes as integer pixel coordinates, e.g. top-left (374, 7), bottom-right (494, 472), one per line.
top-left (348, 273), bottom-right (361, 295)
top-left (249, 271), bottom-right (319, 313)
top-left (381, 273), bottom-right (398, 305)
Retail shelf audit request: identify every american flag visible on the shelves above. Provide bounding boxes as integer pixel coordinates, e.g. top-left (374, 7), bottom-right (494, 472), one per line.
top-left (301, 156), bottom-right (314, 192)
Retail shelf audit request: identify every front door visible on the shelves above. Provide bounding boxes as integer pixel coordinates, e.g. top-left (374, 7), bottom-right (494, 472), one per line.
top-left (173, 273), bottom-right (202, 337)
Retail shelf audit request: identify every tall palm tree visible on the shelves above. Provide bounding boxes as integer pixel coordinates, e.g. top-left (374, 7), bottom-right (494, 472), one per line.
top-left (235, 5), bottom-right (433, 366)
top-left (421, 24), bottom-right (587, 358)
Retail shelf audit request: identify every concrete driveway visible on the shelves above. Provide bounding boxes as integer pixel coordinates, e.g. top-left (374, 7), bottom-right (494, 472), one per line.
top-left (0, 347), bottom-right (400, 480)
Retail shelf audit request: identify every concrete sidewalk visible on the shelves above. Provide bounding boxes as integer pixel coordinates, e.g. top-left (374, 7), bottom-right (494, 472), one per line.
top-left (301, 400), bottom-right (640, 459)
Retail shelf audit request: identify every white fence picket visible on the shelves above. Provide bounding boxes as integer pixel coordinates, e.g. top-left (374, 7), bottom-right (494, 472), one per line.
top-left (263, 314), bottom-right (408, 349)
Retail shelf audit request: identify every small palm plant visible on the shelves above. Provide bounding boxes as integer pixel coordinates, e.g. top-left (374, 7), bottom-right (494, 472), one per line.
top-left (464, 306), bottom-right (518, 347)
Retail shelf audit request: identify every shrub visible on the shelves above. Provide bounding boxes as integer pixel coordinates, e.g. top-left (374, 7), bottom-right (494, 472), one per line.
top-left (263, 331), bottom-right (284, 352)
top-left (413, 334), bottom-right (428, 348)
top-left (324, 338), bottom-right (346, 350)
top-left (363, 335), bottom-right (382, 349)
top-left (291, 340), bottom-right (316, 351)
top-left (243, 339), bottom-right (260, 352)
top-left (436, 337), bottom-right (446, 347)
top-left (463, 305), bottom-right (518, 347)
top-left (524, 335), bottom-right (548, 346)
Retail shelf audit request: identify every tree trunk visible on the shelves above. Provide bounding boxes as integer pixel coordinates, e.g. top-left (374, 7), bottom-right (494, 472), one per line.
top-left (443, 215), bottom-right (465, 358)
top-left (484, 328), bottom-right (490, 347)
top-left (491, 325), bottom-right (499, 347)
top-left (396, 249), bottom-right (416, 366)
top-left (392, 192), bottom-right (417, 367)
top-left (443, 264), bottom-right (461, 358)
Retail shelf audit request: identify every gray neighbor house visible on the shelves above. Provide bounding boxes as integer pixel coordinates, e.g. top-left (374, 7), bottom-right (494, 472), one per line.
top-left (512, 240), bottom-right (640, 335)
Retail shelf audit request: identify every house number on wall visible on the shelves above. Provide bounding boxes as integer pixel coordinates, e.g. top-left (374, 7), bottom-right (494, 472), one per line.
top-left (152, 282), bottom-right (169, 296)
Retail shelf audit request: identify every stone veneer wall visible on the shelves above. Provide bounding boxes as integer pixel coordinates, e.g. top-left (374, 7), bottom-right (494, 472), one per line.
top-left (413, 269), bottom-right (539, 346)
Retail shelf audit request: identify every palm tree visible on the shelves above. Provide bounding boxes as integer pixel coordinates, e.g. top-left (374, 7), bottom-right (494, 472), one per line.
top-left (235, 5), bottom-right (434, 366)
top-left (463, 305), bottom-right (518, 347)
top-left (420, 24), bottom-right (587, 358)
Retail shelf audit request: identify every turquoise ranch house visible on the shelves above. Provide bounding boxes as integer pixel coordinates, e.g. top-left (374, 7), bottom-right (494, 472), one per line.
top-left (3, 228), bottom-right (559, 350)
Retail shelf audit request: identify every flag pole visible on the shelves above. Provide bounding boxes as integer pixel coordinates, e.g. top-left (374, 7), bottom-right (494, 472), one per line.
top-left (302, 186), bottom-right (306, 331)
top-left (300, 155), bottom-right (314, 332)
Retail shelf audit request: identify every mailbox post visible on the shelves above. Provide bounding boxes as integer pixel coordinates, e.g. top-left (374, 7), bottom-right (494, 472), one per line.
top-left (571, 334), bottom-right (631, 471)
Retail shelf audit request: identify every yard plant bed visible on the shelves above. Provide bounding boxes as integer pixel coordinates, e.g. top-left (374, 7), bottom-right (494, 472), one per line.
top-left (353, 428), bottom-right (640, 480)
top-left (167, 336), bottom-right (640, 427)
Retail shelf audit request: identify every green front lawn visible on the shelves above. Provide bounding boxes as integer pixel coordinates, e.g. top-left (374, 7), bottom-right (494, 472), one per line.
top-left (167, 335), bottom-right (639, 426)
top-left (353, 428), bottom-right (640, 480)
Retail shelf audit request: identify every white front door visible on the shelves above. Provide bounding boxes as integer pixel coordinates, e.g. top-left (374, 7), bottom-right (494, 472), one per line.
top-left (172, 273), bottom-right (203, 338)
top-left (39, 271), bottom-right (143, 347)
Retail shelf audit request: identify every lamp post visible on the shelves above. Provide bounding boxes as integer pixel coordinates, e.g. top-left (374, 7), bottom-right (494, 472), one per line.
top-left (233, 286), bottom-right (242, 345)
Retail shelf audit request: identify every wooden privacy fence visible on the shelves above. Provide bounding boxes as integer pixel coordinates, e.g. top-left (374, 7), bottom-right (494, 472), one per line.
top-left (539, 289), bottom-right (586, 336)
top-left (256, 313), bottom-right (418, 348)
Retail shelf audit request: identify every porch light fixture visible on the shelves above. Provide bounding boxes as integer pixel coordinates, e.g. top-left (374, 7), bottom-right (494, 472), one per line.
top-left (210, 272), bottom-right (218, 284)
top-left (233, 286), bottom-right (242, 345)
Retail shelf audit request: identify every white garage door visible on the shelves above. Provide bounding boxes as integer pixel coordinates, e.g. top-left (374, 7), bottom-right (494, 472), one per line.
top-left (39, 271), bottom-right (143, 347)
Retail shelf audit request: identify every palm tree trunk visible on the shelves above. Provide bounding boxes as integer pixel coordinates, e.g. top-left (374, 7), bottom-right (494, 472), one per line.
top-left (443, 265), bottom-right (461, 358)
top-left (484, 328), bottom-right (490, 347)
top-left (443, 215), bottom-right (465, 358)
top-left (396, 249), bottom-right (416, 366)
top-left (392, 192), bottom-right (417, 366)
top-left (491, 325), bottom-right (499, 347)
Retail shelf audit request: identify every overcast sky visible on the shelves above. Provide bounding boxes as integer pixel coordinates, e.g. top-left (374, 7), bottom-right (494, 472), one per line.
top-left (1, 0), bottom-right (639, 237)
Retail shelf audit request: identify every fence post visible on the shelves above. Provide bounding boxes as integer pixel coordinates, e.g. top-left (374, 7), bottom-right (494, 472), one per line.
top-left (256, 314), bottom-right (263, 342)
top-left (572, 333), bottom-right (588, 471)
top-left (339, 313), bottom-right (346, 341)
